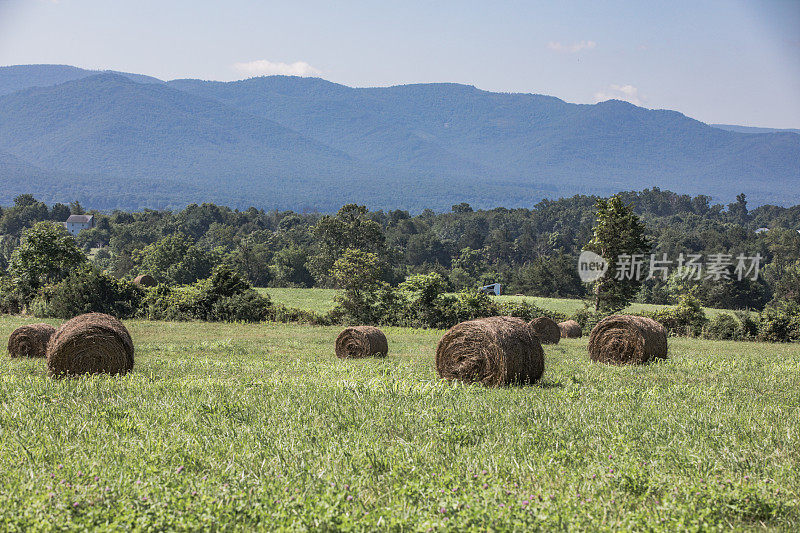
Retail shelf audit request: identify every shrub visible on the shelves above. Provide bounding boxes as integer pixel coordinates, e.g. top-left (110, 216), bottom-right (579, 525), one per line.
top-left (653, 293), bottom-right (707, 337)
top-left (0, 276), bottom-right (24, 314)
top-left (32, 265), bottom-right (143, 319)
top-left (452, 289), bottom-right (499, 323)
top-left (396, 273), bottom-right (455, 328)
top-left (138, 283), bottom-right (206, 321)
top-left (571, 306), bottom-right (607, 334)
top-left (139, 265), bottom-right (272, 322)
top-left (703, 313), bottom-right (741, 340)
top-left (210, 290), bottom-right (271, 322)
top-left (496, 300), bottom-right (548, 321)
top-left (758, 303), bottom-right (800, 343)
top-left (735, 311), bottom-right (759, 340)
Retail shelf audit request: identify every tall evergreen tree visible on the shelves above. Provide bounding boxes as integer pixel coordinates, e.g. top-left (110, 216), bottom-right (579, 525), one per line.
top-left (586, 195), bottom-right (651, 312)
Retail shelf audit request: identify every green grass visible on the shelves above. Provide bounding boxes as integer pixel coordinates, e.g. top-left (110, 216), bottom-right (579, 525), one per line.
top-left (495, 295), bottom-right (733, 318)
top-left (262, 287), bottom-right (735, 318)
top-left (259, 287), bottom-right (338, 314)
top-left (1, 316), bottom-right (798, 530)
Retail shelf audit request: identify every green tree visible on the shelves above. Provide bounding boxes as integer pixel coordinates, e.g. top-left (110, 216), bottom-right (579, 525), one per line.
top-left (586, 195), bottom-right (651, 312)
top-left (727, 193), bottom-right (749, 226)
top-left (50, 203), bottom-right (71, 222)
top-left (331, 248), bottom-right (386, 323)
top-left (135, 233), bottom-right (217, 285)
top-left (765, 259), bottom-right (800, 306)
top-left (273, 246), bottom-right (313, 287)
top-left (511, 253), bottom-right (585, 298)
top-left (308, 204), bottom-right (387, 285)
top-left (226, 233), bottom-right (274, 287)
top-left (69, 201), bottom-right (86, 215)
top-left (6, 221), bottom-right (87, 306)
top-left (448, 247), bottom-right (486, 289)
top-left (0, 195), bottom-right (50, 235)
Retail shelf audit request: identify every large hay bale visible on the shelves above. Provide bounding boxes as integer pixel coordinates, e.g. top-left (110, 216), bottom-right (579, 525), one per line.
top-left (436, 316), bottom-right (544, 386)
top-left (588, 315), bottom-right (667, 365)
top-left (335, 326), bottom-right (388, 358)
top-left (558, 319), bottom-right (582, 339)
top-left (47, 313), bottom-right (134, 377)
top-left (7, 323), bottom-right (56, 358)
top-left (528, 317), bottom-right (561, 344)
top-left (133, 274), bottom-right (156, 287)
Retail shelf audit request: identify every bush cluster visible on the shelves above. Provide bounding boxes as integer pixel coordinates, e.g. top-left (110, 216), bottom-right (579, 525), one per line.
top-left (137, 265), bottom-right (271, 322)
top-left (756, 303), bottom-right (800, 343)
top-left (652, 294), bottom-right (708, 337)
top-left (332, 272), bottom-right (554, 329)
top-left (33, 265), bottom-right (273, 323)
top-left (31, 265), bottom-right (143, 319)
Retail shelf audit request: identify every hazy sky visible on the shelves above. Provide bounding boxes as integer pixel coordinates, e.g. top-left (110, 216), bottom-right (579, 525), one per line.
top-left (0, 0), bottom-right (798, 128)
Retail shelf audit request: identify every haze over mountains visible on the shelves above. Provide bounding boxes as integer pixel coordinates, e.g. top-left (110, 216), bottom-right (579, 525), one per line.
top-left (0, 64), bottom-right (798, 211)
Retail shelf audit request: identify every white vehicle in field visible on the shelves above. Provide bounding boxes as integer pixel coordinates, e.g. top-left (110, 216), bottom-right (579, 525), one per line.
top-left (479, 283), bottom-right (502, 296)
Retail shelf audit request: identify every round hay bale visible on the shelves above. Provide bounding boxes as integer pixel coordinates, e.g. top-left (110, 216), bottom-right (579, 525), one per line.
top-left (558, 319), bottom-right (582, 339)
top-left (47, 313), bottom-right (134, 377)
top-left (7, 323), bottom-right (56, 358)
top-left (335, 326), bottom-right (388, 358)
top-left (436, 316), bottom-right (544, 387)
top-left (133, 274), bottom-right (156, 287)
top-left (588, 315), bottom-right (667, 365)
top-left (528, 317), bottom-right (561, 344)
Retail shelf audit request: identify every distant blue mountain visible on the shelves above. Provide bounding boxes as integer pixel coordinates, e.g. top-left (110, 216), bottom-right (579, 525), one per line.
top-left (711, 123), bottom-right (800, 135)
top-left (0, 64), bottom-right (163, 96)
top-left (0, 65), bottom-right (798, 211)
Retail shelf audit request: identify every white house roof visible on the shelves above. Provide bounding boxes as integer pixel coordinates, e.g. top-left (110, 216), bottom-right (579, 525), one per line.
top-left (66, 214), bottom-right (93, 223)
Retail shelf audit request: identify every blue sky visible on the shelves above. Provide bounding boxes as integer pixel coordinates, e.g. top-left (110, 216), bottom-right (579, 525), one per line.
top-left (0, 0), bottom-right (798, 128)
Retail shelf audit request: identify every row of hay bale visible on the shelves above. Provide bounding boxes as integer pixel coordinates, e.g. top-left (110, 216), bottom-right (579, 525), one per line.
top-left (334, 317), bottom-right (580, 361)
top-left (7, 313), bottom-right (134, 377)
top-left (9, 312), bottom-right (664, 385)
top-left (337, 315), bottom-right (668, 387)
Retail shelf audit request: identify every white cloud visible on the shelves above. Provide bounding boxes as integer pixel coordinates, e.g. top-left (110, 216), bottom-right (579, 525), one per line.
top-left (231, 59), bottom-right (321, 77)
top-left (546, 40), bottom-right (596, 53)
top-left (593, 84), bottom-right (644, 106)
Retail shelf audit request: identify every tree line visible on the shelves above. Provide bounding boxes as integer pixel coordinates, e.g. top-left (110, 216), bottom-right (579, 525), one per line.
top-left (1, 189), bottom-right (799, 315)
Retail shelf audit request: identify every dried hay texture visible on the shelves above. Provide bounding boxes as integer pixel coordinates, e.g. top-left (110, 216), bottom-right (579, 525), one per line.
top-left (7, 323), bottom-right (55, 358)
top-left (588, 315), bottom-right (668, 365)
top-left (558, 319), bottom-right (582, 338)
top-left (335, 326), bottom-right (389, 358)
top-left (133, 274), bottom-right (156, 287)
top-left (436, 316), bottom-right (544, 386)
top-left (47, 313), bottom-right (134, 377)
top-left (528, 317), bottom-right (561, 344)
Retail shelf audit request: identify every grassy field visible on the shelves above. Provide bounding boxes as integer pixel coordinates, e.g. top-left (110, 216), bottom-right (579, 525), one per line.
top-left (1, 315), bottom-right (798, 530)
top-left (261, 287), bottom-right (732, 318)
top-left (259, 287), bottom-right (338, 314)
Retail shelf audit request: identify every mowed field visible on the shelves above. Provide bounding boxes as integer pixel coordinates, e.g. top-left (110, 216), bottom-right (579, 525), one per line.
top-left (259, 288), bottom-right (733, 318)
top-left (1, 315), bottom-right (798, 531)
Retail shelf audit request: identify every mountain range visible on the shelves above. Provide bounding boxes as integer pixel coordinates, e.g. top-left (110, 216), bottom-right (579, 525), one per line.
top-left (0, 64), bottom-right (798, 211)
